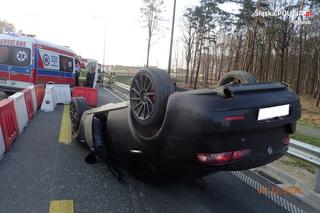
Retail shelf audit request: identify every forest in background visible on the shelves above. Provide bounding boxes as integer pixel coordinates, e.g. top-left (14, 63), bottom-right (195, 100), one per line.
top-left (172, 0), bottom-right (320, 106)
top-left (2, 0), bottom-right (320, 107)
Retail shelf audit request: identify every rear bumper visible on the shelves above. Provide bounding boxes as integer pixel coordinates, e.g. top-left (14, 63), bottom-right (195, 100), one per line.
top-left (144, 126), bottom-right (290, 173)
top-left (227, 146), bottom-right (287, 170)
top-left (144, 145), bottom-right (288, 178)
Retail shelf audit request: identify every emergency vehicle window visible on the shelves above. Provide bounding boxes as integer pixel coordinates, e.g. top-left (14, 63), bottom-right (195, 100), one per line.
top-left (59, 55), bottom-right (74, 72)
top-left (0, 45), bottom-right (31, 66)
top-left (0, 46), bottom-right (9, 64)
top-left (86, 62), bottom-right (96, 73)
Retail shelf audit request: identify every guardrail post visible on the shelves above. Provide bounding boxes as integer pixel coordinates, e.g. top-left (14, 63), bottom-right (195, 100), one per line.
top-left (315, 168), bottom-right (320, 193)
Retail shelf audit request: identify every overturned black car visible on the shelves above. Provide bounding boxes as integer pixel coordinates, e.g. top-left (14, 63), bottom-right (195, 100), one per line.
top-left (70, 69), bottom-right (301, 181)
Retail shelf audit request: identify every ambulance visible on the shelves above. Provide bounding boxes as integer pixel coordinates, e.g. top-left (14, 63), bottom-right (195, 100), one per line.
top-left (0, 33), bottom-right (76, 94)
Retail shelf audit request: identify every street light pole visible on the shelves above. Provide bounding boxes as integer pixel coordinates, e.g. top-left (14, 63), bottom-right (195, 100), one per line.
top-left (91, 15), bottom-right (106, 76)
top-left (102, 19), bottom-right (106, 75)
top-left (167, 0), bottom-right (177, 75)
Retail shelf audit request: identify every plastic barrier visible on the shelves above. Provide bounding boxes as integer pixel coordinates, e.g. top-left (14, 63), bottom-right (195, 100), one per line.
top-left (0, 127), bottom-right (5, 161)
top-left (8, 92), bottom-right (29, 134)
top-left (53, 84), bottom-right (71, 104)
top-left (41, 85), bottom-right (56, 112)
top-left (21, 88), bottom-right (35, 120)
top-left (0, 99), bottom-right (19, 151)
top-left (41, 84), bottom-right (72, 112)
top-left (35, 85), bottom-right (45, 108)
top-left (72, 87), bottom-right (98, 107)
top-left (27, 85), bottom-right (38, 113)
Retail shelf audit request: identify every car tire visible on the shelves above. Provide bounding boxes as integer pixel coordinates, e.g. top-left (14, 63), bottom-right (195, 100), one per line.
top-left (130, 68), bottom-right (174, 127)
top-left (217, 70), bottom-right (257, 87)
top-left (70, 97), bottom-right (89, 134)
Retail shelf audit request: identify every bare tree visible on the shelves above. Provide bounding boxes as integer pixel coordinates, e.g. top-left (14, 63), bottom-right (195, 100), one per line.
top-left (182, 8), bottom-right (196, 84)
top-left (0, 20), bottom-right (15, 33)
top-left (140, 0), bottom-right (165, 67)
top-left (178, 0), bottom-right (320, 106)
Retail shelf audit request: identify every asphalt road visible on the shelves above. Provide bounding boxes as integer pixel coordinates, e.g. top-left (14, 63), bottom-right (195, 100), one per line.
top-left (0, 88), bottom-right (317, 213)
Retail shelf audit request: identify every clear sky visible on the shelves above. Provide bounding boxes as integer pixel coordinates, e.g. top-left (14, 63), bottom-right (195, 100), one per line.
top-left (0, 0), bottom-right (239, 68)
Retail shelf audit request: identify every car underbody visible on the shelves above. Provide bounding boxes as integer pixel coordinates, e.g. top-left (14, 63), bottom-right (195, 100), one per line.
top-left (70, 69), bottom-right (301, 182)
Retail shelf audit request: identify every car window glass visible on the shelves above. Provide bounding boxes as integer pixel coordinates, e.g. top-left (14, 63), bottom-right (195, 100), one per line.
top-left (59, 55), bottom-right (74, 72)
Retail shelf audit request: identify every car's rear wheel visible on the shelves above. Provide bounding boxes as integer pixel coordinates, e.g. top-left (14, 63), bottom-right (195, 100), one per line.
top-left (217, 70), bottom-right (257, 87)
top-left (130, 68), bottom-right (174, 127)
top-left (70, 97), bottom-right (89, 135)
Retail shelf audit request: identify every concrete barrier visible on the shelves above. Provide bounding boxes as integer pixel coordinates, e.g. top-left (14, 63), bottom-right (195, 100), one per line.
top-left (8, 92), bottom-right (29, 134)
top-left (0, 99), bottom-right (19, 151)
top-left (27, 85), bottom-right (38, 114)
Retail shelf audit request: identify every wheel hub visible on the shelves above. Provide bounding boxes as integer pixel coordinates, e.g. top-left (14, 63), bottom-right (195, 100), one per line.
top-left (130, 73), bottom-right (156, 120)
top-left (140, 90), bottom-right (148, 102)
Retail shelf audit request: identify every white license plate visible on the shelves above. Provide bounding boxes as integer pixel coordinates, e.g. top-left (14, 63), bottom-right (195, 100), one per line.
top-left (257, 104), bottom-right (290, 121)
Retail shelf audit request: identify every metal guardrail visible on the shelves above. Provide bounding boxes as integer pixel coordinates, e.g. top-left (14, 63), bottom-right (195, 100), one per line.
top-left (288, 139), bottom-right (320, 193)
top-left (288, 139), bottom-right (320, 166)
top-left (112, 81), bottom-right (320, 192)
top-left (112, 82), bottom-right (130, 99)
top-left (114, 81), bottom-right (130, 91)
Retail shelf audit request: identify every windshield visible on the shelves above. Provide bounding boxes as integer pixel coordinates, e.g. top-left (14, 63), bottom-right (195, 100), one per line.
top-left (0, 45), bottom-right (31, 66)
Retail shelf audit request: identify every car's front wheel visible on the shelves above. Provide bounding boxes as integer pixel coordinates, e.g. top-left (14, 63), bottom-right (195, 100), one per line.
top-left (70, 97), bottom-right (89, 135)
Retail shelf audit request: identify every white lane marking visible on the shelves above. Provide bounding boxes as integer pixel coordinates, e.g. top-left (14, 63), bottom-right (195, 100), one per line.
top-left (230, 171), bottom-right (306, 213)
top-left (103, 87), bottom-right (127, 102)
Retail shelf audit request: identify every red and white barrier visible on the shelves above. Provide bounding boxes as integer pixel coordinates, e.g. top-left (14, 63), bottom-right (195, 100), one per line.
top-left (27, 85), bottom-right (37, 114)
top-left (0, 99), bottom-right (19, 151)
top-left (21, 88), bottom-right (35, 120)
top-left (0, 127), bottom-right (5, 161)
top-left (0, 84), bottom-right (52, 159)
top-left (8, 92), bottom-right (29, 134)
top-left (0, 82), bottom-right (102, 161)
top-left (35, 85), bottom-right (45, 109)
top-left (72, 87), bottom-right (98, 107)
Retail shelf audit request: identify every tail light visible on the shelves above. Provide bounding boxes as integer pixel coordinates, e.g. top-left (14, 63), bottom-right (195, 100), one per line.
top-left (197, 152), bottom-right (233, 164)
top-left (282, 135), bottom-right (289, 145)
top-left (232, 149), bottom-right (251, 160)
top-left (197, 149), bottom-right (251, 165)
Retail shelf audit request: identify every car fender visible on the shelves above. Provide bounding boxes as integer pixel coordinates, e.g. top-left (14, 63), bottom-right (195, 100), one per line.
top-left (82, 101), bottom-right (129, 149)
top-left (83, 114), bottom-right (94, 149)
